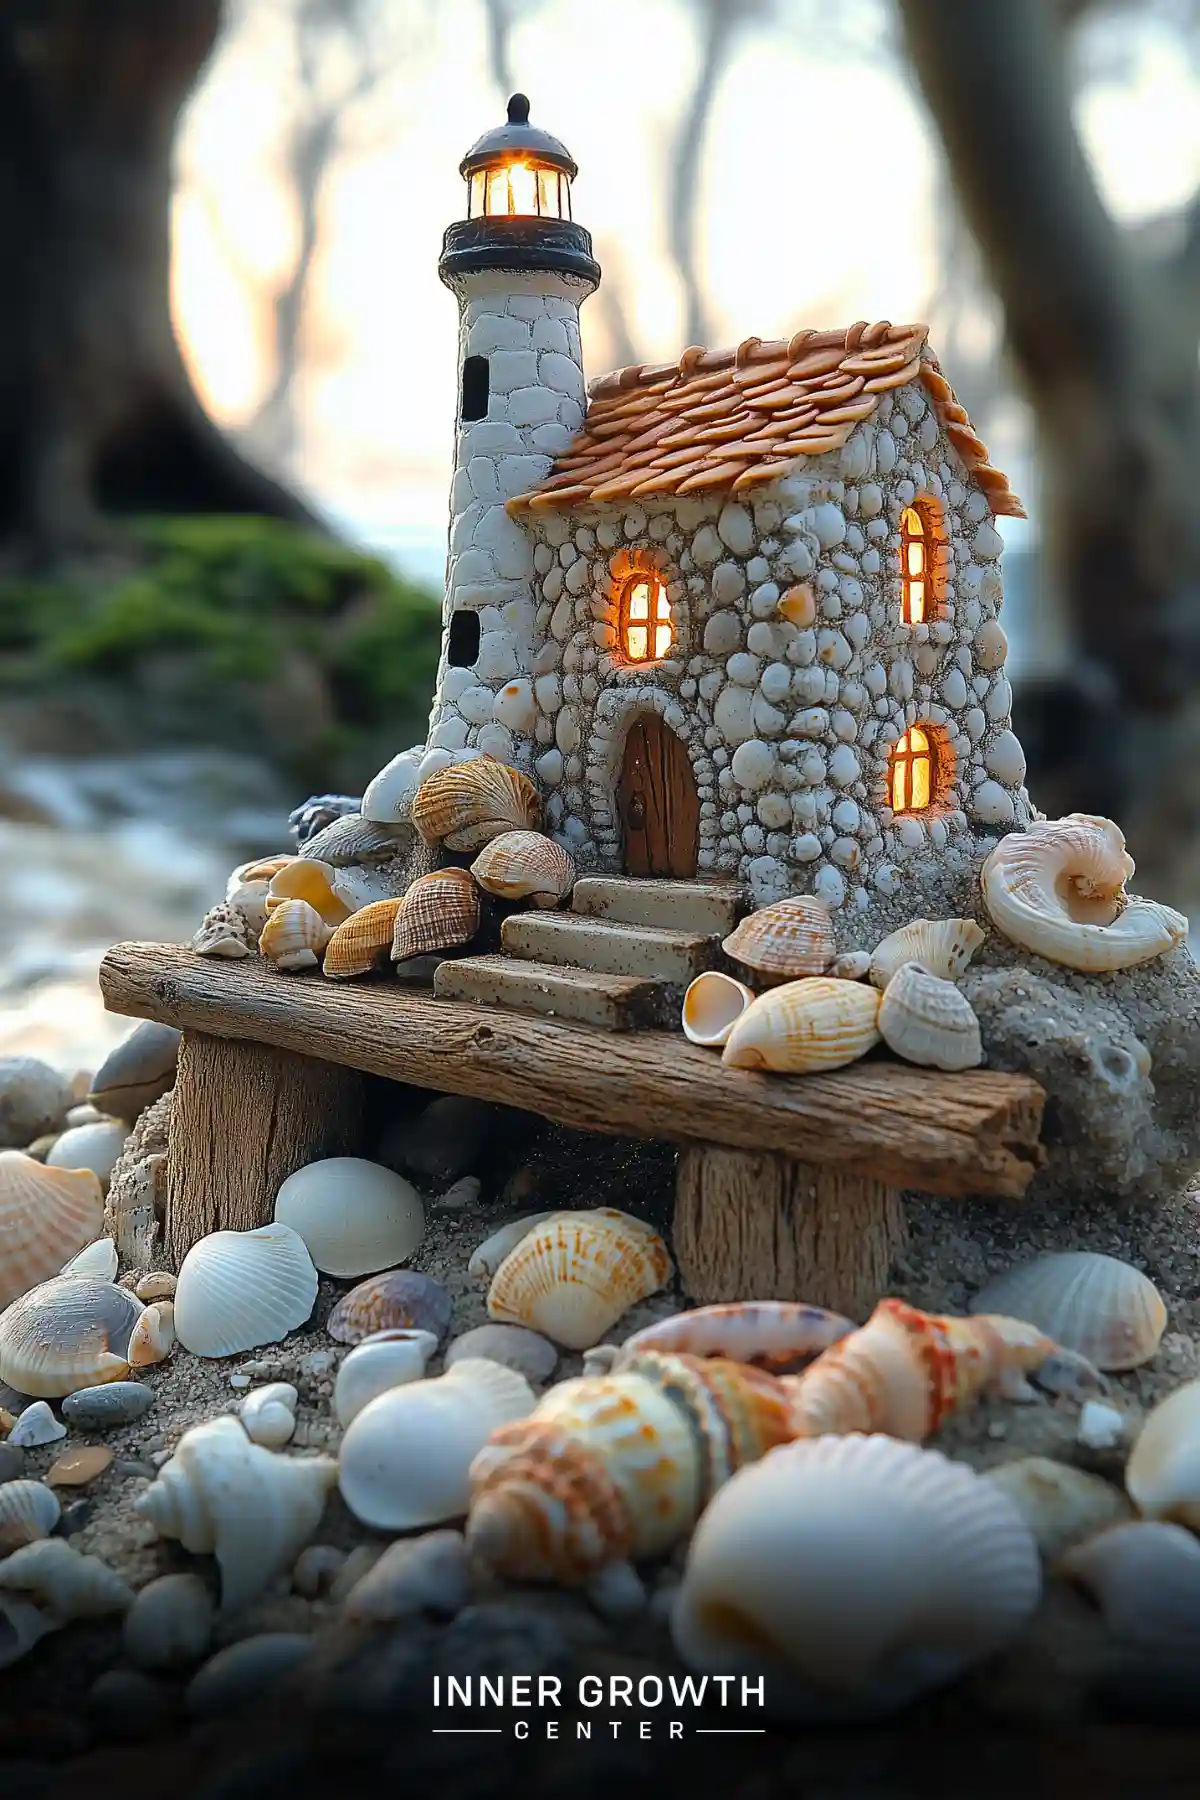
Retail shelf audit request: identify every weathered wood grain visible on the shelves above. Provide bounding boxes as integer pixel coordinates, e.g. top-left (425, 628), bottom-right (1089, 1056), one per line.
top-left (100, 942), bottom-right (1046, 1198)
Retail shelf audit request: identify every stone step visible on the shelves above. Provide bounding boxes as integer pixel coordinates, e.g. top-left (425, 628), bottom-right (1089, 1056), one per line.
top-left (433, 955), bottom-right (670, 1031)
top-left (501, 912), bottom-right (722, 983)
top-left (571, 876), bottom-right (745, 936)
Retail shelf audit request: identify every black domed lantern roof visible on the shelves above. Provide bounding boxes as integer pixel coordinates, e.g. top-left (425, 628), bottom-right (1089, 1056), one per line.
top-left (459, 94), bottom-right (577, 182)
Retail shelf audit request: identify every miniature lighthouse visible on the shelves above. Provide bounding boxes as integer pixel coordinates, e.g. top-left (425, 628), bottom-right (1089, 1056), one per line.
top-left (428, 95), bottom-right (600, 770)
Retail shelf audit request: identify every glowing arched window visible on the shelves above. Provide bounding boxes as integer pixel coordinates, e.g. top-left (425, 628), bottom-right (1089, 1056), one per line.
top-left (890, 726), bottom-right (938, 813)
top-left (900, 506), bottom-right (928, 624)
top-left (620, 574), bottom-right (672, 663)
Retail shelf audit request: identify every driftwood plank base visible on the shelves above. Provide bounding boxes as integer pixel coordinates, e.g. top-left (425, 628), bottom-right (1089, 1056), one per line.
top-left (165, 1031), bottom-right (367, 1269)
top-left (673, 1143), bottom-right (907, 1320)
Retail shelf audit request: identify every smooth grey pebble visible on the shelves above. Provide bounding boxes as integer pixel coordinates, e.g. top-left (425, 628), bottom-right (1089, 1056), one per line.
top-left (62, 1382), bottom-right (154, 1429)
top-left (185, 1633), bottom-right (315, 1718)
top-left (445, 1324), bottom-right (558, 1385)
top-left (124, 1572), bottom-right (215, 1672)
top-left (341, 1528), bottom-right (469, 1622)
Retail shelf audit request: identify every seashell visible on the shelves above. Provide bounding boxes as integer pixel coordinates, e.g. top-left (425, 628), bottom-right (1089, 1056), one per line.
top-left (466, 1350), bottom-right (797, 1582)
top-left (333, 1327), bottom-right (440, 1425)
top-left (681, 971), bottom-right (756, 1048)
top-left (981, 814), bottom-right (1188, 972)
top-left (192, 902), bottom-right (257, 959)
top-left (1125, 1379), bottom-right (1200, 1527)
top-left (234, 855), bottom-right (296, 886)
top-left (7, 1402), bottom-right (66, 1447)
top-left (0, 1480), bottom-right (61, 1553)
top-left (46, 1444), bottom-right (113, 1486)
top-left (970, 1252), bottom-right (1167, 1372)
top-left (133, 1413), bottom-right (338, 1611)
top-left (340, 1528), bottom-right (469, 1623)
top-left (983, 1457), bottom-right (1133, 1560)
top-left (122, 1571), bottom-right (215, 1673)
top-left (470, 830), bottom-right (576, 908)
top-left (62, 1381), bottom-right (154, 1429)
top-left (174, 1223), bottom-right (317, 1358)
top-left (128, 1300), bottom-right (175, 1367)
top-left (829, 950), bottom-right (871, 981)
top-left (322, 900), bottom-right (404, 978)
top-left (338, 1358), bottom-right (536, 1531)
top-left (486, 1212), bottom-right (673, 1351)
top-left (877, 962), bottom-right (983, 1071)
top-left (868, 917), bottom-right (985, 990)
top-left (0, 1276), bottom-right (145, 1397)
top-left (134, 1270), bottom-right (177, 1302)
top-left (445, 1324), bottom-right (559, 1386)
top-left (88, 1021), bottom-right (179, 1124)
top-left (326, 1268), bottom-right (452, 1346)
top-left (0, 1151), bottom-right (105, 1309)
top-left (289, 792), bottom-right (361, 846)
top-left (0, 1538), bottom-right (134, 1618)
top-left (412, 755), bottom-right (541, 850)
top-left (259, 898), bottom-right (334, 971)
top-left (273, 1156), bottom-right (424, 1278)
top-left (46, 1120), bottom-right (128, 1192)
top-left (225, 881), bottom-right (270, 938)
top-left (391, 867), bottom-right (481, 963)
top-left (721, 977), bottom-right (881, 1074)
top-left (300, 812), bottom-right (409, 866)
top-left (264, 858), bottom-right (353, 926)
top-left (616, 1301), bottom-right (857, 1373)
top-left (722, 896), bottom-right (836, 985)
top-left (331, 860), bottom-right (412, 913)
top-left (361, 745), bottom-right (425, 824)
top-left (780, 1297), bottom-right (1107, 1441)
top-left (468, 1212), bottom-right (561, 1282)
top-left (1061, 1520), bottom-right (1200, 1648)
top-left (239, 1382), bottom-right (298, 1449)
top-left (60, 1236), bottom-right (119, 1282)
top-left (670, 1433), bottom-right (1041, 1718)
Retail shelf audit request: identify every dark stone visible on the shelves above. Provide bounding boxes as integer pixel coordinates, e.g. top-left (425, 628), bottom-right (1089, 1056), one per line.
top-left (0, 1443), bottom-right (26, 1485)
top-left (1086, 1647), bottom-right (1200, 1723)
top-left (186, 1633), bottom-right (315, 1719)
top-left (435, 1601), bottom-right (575, 1684)
top-left (57, 1499), bottom-right (93, 1536)
top-left (87, 1666), bottom-right (181, 1741)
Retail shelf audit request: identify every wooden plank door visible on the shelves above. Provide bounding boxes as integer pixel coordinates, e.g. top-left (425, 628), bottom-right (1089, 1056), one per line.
top-left (617, 713), bottom-right (699, 878)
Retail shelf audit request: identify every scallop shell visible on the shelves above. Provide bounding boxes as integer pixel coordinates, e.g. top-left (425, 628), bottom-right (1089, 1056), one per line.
top-left (338, 1358), bottom-right (535, 1531)
top-left (173, 1223), bottom-right (318, 1358)
top-left (0, 1276), bottom-right (145, 1397)
top-left (259, 899), bottom-right (334, 971)
top-left (0, 1152), bottom-right (105, 1309)
top-left (391, 868), bottom-right (481, 962)
top-left (1061, 1521), bottom-right (1200, 1648)
top-left (0, 1539), bottom-right (134, 1619)
top-left (981, 814), bottom-right (1188, 972)
top-left (412, 756), bottom-right (541, 850)
top-left (274, 1156), bottom-right (424, 1279)
top-left (467, 1207), bottom-right (662, 1284)
top-left (487, 1213), bottom-right (672, 1351)
top-left (671, 1433), bottom-right (1042, 1718)
top-left (869, 918), bottom-right (985, 990)
top-left (192, 902), bottom-right (257, 959)
top-left (326, 1268), bottom-right (452, 1345)
top-left (333, 1327), bottom-right (440, 1425)
top-left (681, 972), bottom-right (756, 1047)
top-left (60, 1236), bottom-right (119, 1282)
top-left (239, 1382), bottom-right (298, 1449)
top-left (470, 831), bottom-right (576, 908)
top-left (877, 962), bottom-right (983, 1072)
top-left (361, 746), bottom-right (425, 824)
top-left (300, 812), bottom-right (409, 866)
top-left (134, 1414), bottom-right (337, 1611)
top-left (970, 1253), bottom-right (1166, 1372)
top-left (322, 900), bottom-right (404, 979)
top-left (0, 1481), bottom-right (62, 1554)
top-left (128, 1300), bottom-right (175, 1367)
top-left (46, 1120), bottom-right (128, 1192)
top-left (1125, 1379), bottom-right (1200, 1527)
top-left (721, 977), bottom-right (881, 1074)
top-left (264, 858), bottom-right (353, 926)
top-left (721, 896), bottom-right (836, 985)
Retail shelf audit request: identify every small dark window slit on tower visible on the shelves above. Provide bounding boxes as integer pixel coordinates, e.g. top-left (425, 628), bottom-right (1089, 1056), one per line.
top-left (461, 355), bottom-right (490, 421)
top-left (447, 609), bottom-right (481, 668)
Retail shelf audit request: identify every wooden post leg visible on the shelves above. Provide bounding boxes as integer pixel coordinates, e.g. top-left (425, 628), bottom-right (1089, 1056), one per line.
top-left (165, 1031), bottom-right (367, 1269)
top-left (673, 1144), bottom-right (907, 1320)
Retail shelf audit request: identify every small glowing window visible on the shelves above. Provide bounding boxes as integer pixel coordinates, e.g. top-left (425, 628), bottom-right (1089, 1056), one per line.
top-left (890, 725), bottom-right (945, 813)
top-left (900, 506), bottom-right (927, 624)
top-left (620, 575), bottom-right (672, 663)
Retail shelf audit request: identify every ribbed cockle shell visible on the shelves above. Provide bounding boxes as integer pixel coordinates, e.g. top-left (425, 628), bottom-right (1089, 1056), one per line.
top-left (970, 1252), bottom-right (1166, 1372)
top-left (0, 1276), bottom-right (146, 1397)
top-left (486, 1212), bottom-right (672, 1351)
top-left (722, 896), bottom-right (836, 986)
top-left (868, 918), bottom-right (985, 990)
top-left (322, 899), bottom-right (404, 979)
top-left (877, 962), bottom-right (983, 1071)
top-left (0, 1152), bottom-right (104, 1310)
top-left (470, 830), bottom-right (576, 908)
top-left (391, 868), bottom-right (480, 963)
top-left (412, 756), bottom-right (541, 850)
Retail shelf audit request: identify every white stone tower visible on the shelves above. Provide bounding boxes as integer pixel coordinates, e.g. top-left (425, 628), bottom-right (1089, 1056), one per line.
top-left (426, 94), bottom-right (600, 776)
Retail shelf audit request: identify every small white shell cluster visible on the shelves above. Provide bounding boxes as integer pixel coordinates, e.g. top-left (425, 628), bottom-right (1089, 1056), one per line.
top-left (971, 1252), bottom-right (1167, 1372)
top-left (173, 1222), bottom-right (318, 1358)
top-left (273, 1156), bottom-right (424, 1279)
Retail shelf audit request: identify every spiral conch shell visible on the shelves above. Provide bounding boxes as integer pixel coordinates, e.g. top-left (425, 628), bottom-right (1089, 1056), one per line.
top-left (981, 814), bottom-right (1187, 971)
top-left (681, 971), bottom-right (756, 1048)
top-left (877, 962), bottom-right (983, 1071)
top-left (135, 1415), bottom-right (337, 1611)
top-left (722, 896), bottom-right (836, 986)
top-left (970, 1251), bottom-right (1166, 1372)
top-left (391, 867), bottom-right (481, 963)
top-left (486, 1211), bottom-right (672, 1351)
top-left (470, 830), bottom-right (576, 908)
top-left (259, 899), bottom-right (333, 971)
top-left (0, 1151), bottom-right (104, 1309)
top-left (869, 918), bottom-right (985, 991)
top-left (413, 756), bottom-right (541, 851)
top-left (721, 977), bottom-right (881, 1074)
top-left (466, 1350), bottom-right (797, 1582)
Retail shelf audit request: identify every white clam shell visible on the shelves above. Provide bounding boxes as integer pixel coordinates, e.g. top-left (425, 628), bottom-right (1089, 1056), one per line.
top-left (273, 1157), bottom-right (424, 1279)
top-left (361, 746), bottom-right (425, 824)
top-left (671, 1432), bottom-right (1041, 1719)
top-left (869, 918), bottom-right (985, 990)
top-left (1061, 1520), bottom-right (1200, 1648)
top-left (681, 972), bottom-right (756, 1048)
top-left (981, 814), bottom-right (1188, 971)
top-left (239, 1382), bottom-right (299, 1449)
top-left (0, 1277), bottom-right (145, 1398)
top-left (0, 1480), bottom-right (62, 1554)
top-left (982, 1457), bottom-right (1133, 1560)
top-left (133, 1414), bottom-right (337, 1611)
top-left (877, 962), bottom-right (983, 1072)
top-left (1125, 1379), bottom-right (1200, 1527)
top-left (0, 1151), bottom-right (104, 1310)
top-left (45, 1121), bottom-right (128, 1193)
top-left (59, 1236), bottom-right (119, 1282)
top-left (0, 1539), bottom-right (134, 1619)
top-left (970, 1252), bottom-right (1166, 1372)
top-left (174, 1222), bottom-right (318, 1358)
top-left (337, 1358), bottom-right (535, 1531)
top-left (333, 1328), bottom-right (439, 1426)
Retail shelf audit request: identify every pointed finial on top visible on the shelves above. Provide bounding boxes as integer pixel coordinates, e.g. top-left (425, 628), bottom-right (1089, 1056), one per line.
top-left (507, 93), bottom-right (530, 123)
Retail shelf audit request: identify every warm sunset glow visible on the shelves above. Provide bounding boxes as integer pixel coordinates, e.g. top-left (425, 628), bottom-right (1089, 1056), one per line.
top-left (621, 575), bottom-right (672, 662)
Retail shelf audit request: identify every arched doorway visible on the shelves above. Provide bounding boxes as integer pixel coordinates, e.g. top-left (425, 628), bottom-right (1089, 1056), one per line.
top-left (616, 713), bottom-right (699, 878)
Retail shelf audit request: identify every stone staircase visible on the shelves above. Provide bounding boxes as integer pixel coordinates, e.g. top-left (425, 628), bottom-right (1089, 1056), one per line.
top-left (433, 876), bottom-right (747, 1032)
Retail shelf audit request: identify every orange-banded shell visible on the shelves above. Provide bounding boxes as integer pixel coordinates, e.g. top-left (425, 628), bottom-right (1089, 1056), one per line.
top-left (234, 855), bottom-right (295, 885)
top-left (323, 899), bottom-right (404, 979)
top-left (0, 1152), bottom-right (105, 1310)
top-left (259, 899), bottom-right (334, 971)
top-left (391, 868), bottom-right (480, 963)
top-left (721, 977), bottom-right (881, 1074)
top-left (470, 831), bottom-right (576, 908)
top-left (722, 896), bottom-right (836, 985)
top-left (0, 1275), bottom-right (146, 1397)
top-left (617, 1301), bottom-right (857, 1373)
top-left (486, 1213), bottom-right (672, 1351)
top-left (265, 859), bottom-right (353, 927)
top-left (412, 757), bottom-right (541, 851)
top-left (466, 1350), bottom-right (797, 1582)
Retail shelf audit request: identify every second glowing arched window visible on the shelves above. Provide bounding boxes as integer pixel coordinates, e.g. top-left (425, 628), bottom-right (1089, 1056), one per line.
top-left (890, 726), bottom-right (940, 812)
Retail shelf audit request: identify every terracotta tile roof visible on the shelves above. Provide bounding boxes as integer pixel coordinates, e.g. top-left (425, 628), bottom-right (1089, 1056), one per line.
top-left (506, 321), bottom-right (1024, 519)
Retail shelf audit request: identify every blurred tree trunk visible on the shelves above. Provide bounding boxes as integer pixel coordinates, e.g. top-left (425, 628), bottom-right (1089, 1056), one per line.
top-left (0, 0), bottom-right (318, 566)
top-left (898, 0), bottom-right (1200, 909)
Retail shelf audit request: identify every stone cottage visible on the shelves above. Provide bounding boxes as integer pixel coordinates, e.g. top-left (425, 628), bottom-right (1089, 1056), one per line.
top-left (423, 94), bottom-right (1032, 918)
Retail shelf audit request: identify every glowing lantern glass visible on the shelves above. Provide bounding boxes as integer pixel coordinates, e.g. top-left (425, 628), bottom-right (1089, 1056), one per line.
top-left (462, 95), bottom-right (574, 222)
